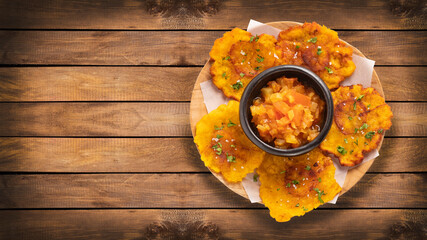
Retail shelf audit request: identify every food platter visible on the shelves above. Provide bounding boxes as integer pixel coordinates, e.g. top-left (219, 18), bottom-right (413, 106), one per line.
top-left (190, 21), bottom-right (384, 200)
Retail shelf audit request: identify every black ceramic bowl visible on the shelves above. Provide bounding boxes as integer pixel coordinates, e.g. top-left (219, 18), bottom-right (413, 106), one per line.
top-left (239, 65), bottom-right (333, 157)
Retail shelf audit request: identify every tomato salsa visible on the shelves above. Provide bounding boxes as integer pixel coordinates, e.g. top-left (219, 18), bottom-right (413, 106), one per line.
top-left (250, 76), bottom-right (325, 149)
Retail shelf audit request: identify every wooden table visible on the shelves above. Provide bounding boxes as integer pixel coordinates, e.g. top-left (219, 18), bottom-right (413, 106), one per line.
top-left (0, 1), bottom-right (425, 239)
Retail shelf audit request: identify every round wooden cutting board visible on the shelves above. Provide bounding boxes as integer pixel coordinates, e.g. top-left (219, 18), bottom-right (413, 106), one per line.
top-left (190, 21), bottom-right (384, 201)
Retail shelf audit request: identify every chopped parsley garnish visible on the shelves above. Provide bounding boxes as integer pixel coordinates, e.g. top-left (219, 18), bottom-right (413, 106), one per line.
top-left (296, 45), bottom-right (300, 49)
top-left (302, 207), bottom-right (309, 211)
top-left (253, 174), bottom-right (259, 182)
top-left (365, 131), bottom-right (375, 140)
top-left (378, 129), bottom-right (384, 134)
top-left (353, 101), bottom-right (357, 110)
top-left (337, 146), bottom-right (347, 155)
top-left (344, 138), bottom-right (348, 144)
top-left (360, 123), bottom-right (369, 130)
top-left (256, 55), bottom-right (264, 63)
top-left (353, 139), bottom-right (359, 146)
top-left (364, 142), bottom-right (369, 145)
top-left (318, 178), bottom-right (322, 183)
top-left (227, 119), bottom-right (237, 127)
top-left (231, 81), bottom-right (243, 90)
top-left (277, 188), bottom-right (280, 191)
top-left (305, 166), bottom-right (311, 171)
top-left (254, 66), bottom-right (261, 71)
top-left (317, 47), bottom-right (323, 55)
top-left (256, 48), bottom-right (260, 51)
top-left (250, 35), bottom-right (259, 42)
top-left (223, 56), bottom-right (230, 60)
top-left (350, 150), bottom-right (354, 154)
top-left (295, 203), bottom-right (300, 207)
top-left (348, 116), bottom-right (353, 120)
top-left (226, 153), bottom-right (236, 163)
top-left (214, 125), bottom-right (223, 130)
top-left (354, 128), bottom-right (359, 134)
top-left (212, 144), bottom-right (222, 155)
top-left (216, 134), bottom-right (223, 139)
top-left (325, 66), bottom-right (333, 74)
top-left (307, 37), bottom-right (317, 43)
top-left (286, 183), bottom-right (291, 188)
top-left (241, 59), bottom-right (245, 63)
top-left (230, 144), bottom-right (236, 148)
top-left (292, 180), bottom-right (299, 185)
top-left (239, 72), bottom-right (245, 77)
top-left (280, 170), bottom-right (286, 174)
top-left (367, 104), bottom-right (371, 108)
top-left (222, 72), bottom-right (227, 79)
top-left (314, 188), bottom-right (326, 203)
top-left (356, 95), bottom-right (365, 101)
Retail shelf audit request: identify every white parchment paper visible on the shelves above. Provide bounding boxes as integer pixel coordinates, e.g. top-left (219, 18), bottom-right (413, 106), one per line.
top-left (201, 20), bottom-right (378, 204)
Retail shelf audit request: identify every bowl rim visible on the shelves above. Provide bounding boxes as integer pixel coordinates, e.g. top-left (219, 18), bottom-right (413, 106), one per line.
top-left (239, 65), bottom-right (334, 157)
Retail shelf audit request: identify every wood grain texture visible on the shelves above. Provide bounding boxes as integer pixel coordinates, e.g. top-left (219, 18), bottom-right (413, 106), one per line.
top-left (0, 173), bottom-right (424, 209)
top-left (0, 0), bottom-right (425, 30)
top-left (0, 137), bottom-right (424, 173)
top-left (0, 66), bottom-right (424, 102)
top-left (0, 138), bottom-right (203, 172)
top-left (0, 67), bottom-right (198, 101)
top-left (0, 102), bottom-right (423, 137)
top-left (0, 31), bottom-right (424, 65)
top-left (0, 102), bottom-right (190, 136)
top-left (0, 210), bottom-right (425, 239)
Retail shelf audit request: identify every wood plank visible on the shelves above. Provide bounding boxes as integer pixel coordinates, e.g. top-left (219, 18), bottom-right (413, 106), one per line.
top-left (0, 31), bottom-right (424, 65)
top-left (0, 138), bottom-right (424, 173)
top-left (0, 210), bottom-right (425, 239)
top-left (0, 173), bottom-right (424, 209)
top-left (0, 102), bottom-right (423, 137)
top-left (0, 102), bottom-right (191, 137)
top-left (0, 67), bottom-right (198, 101)
top-left (0, 0), bottom-right (425, 30)
top-left (0, 66), bottom-right (424, 102)
top-left (0, 138), bottom-right (204, 172)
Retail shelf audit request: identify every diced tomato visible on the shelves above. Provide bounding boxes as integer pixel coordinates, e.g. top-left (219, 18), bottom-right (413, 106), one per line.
top-left (273, 101), bottom-right (290, 115)
top-left (293, 107), bottom-right (304, 126)
top-left (292, 92), bottom-right (311, 107)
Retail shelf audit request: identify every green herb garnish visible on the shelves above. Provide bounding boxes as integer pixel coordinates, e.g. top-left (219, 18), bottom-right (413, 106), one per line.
top-left (348, 116), bottom-right (353, 120)
top-left (365, 131), bottom-right (375, 140)
top-left (318, 178), bottom-right (322, 183)
top-left (256, 55), bottom-right (264, 63)
top-left (307, 37), bottom-right (317, 43)
top-left (344, 138), bottom-right (348, 144)
top-left (216, 134), bottom-right (223, 139)
top-left (325, 66), bottom-right (333, 74)
top-left (356, 95), bottom-right (364, 101)
top-left (317, 47), bottom-right (323, 55)
top-left (305, 166), bottom-right (311, 171)
top-left (286, 183), bottom-right (291, 188)
top-left (254, 66), bottom-right (261, 71)
top-left (231, 81), bottom-right (243, 90)
top-left (222, 72), bottom-right (227, 79)
top-left (314, 188), bottom-right (326, 203)
top-left (378, 129), bottom-right (383, 134)
top-left (214, 125), bottom-right (223, 130)
top-left (226, 153), bottom-right (236, 163)
top-left (253, 174), bottom-right (259, 182)
top-left (240, 73), bottom-right (245, 77)
top-left (227, 119), bottom-right (237, 127)
top-left (337, 146), bottom-right (347, 155)
top-left (303, 206), bottom-right (309, 211)
top-left (296, 45), bottom-right (300, 49)
top-left (292, 180), bottom-right (299, 185)
top-left (360, 123), bottom-right (369, 130)
top-left (295, 203), bottom-right (300, 207)
top-left (280, 170), bottom-right (286, 174)
top-left (230, 144), bottom-right (236, 148)
top-left (353, 102), bottom-right (357, 110)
